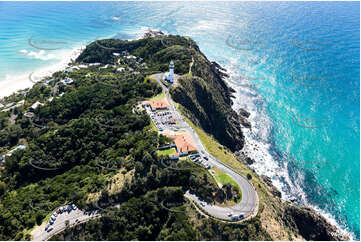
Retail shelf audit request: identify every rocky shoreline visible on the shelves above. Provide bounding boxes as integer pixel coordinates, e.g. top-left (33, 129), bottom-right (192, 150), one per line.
top-left (211, 61), bottom-right (350, 241)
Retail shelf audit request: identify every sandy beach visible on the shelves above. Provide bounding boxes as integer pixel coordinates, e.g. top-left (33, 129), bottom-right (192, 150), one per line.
top-left (0, 46), bottom-right (84, 99)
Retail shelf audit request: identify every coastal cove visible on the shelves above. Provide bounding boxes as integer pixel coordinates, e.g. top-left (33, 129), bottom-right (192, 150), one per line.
top-left (0, 2), bottom-right (359, 240)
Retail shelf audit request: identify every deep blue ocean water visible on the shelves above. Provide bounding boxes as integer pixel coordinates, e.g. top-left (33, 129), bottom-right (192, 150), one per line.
top-left (0, 2), bottom-right (359, 239)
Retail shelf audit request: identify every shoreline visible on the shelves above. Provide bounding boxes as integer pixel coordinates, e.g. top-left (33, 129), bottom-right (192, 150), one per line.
top-left (0, 26), bottom-right (154, 100)
top-left (0, 30), bottom-right (354, 240)
top-left (221, 63), bottom-right (354, 240)
top-left (0, 46), bottom-right (84, 99)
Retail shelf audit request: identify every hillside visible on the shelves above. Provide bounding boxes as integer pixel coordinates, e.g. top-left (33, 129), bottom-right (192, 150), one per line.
top-left (77, 35), bottom-right (245, 152)
top-left (0, 34), bottom-right (348, 241)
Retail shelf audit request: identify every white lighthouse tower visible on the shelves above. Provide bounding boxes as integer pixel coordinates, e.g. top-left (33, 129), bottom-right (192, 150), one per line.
top-left (164, 60), bottom-right (175, 84)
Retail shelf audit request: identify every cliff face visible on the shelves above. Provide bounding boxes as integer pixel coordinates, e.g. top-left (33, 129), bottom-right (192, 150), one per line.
top-left (170, 75), bottom-right (244, 152)
top-left (284, 205), bottom-right (348, 241)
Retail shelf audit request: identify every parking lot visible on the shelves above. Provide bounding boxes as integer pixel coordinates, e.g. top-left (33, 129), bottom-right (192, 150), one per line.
top-left (189, 153), bottom-right (211, 169)
top-left (145, 106), bottom-right (184, 132)
top-left (31, 205), bottom-right (101, 241)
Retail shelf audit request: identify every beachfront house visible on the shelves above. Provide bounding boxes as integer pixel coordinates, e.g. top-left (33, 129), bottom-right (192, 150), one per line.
top-left (6, 145), bottom-right (27, 157)
top-left (60, 77), bottom-right (74, 86)
top-left (30, 101), bottom-right (44, 110)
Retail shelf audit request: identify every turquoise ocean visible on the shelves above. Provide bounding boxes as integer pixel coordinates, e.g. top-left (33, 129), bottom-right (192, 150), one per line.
top-left (0, 2), bottom-right (359, 239)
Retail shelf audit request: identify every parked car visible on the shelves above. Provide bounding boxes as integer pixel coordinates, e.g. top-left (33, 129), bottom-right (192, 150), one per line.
top-left (231, 215), bottom-right (239, 221)
top-left (239, 214), bottom-right (244, 219)
top-left (49, 220), bottom-right (54, 225)
top-left (226, 212), bottom-right (232, 217)
top-left (72, 204), bottom-right (77, 210)
top-left (67, 205), bottom-right (72, 212)
top-left (56, 209), bottom-right (60, 214)
top-left (203, 156), bottom-right (209, 160)
top-left (52, 211), bottom-right (58, 217)
top-left (59, 207), bottom-right (64, 213)
top-left (47, 226), bottom-right (54, 232)
top-left (45, 224), bottom-right (50, 231)
top-left (200, 202), bottom-right (205, 207)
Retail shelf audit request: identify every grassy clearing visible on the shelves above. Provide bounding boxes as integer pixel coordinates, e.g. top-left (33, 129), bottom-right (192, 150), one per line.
top-left (157, 147), bottom-right (177, 156)
top-left (147, 90), bottom-right (165, 101)
top-left (211, 167), bottom-right (240, 192)
top-left (144, 119), bottom-right (158, 133)
top-left (143, 75), bottom-right (157, 84)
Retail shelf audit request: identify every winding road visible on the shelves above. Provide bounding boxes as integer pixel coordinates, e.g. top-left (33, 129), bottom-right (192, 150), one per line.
top-left (152, 73), bottom-right (259, 221)
top-left (31, 72), bottom-right (259, 241)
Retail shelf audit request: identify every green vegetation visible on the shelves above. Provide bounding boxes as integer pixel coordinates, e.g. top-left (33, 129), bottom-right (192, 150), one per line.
top-left (0, 35), bottom-right (335, 241)
top-left (212, 167), bottom-right (240, 192)
top-left (147, 89), bottom-right (165, 101)
top-left (156, 147), bottom-right (176, 156)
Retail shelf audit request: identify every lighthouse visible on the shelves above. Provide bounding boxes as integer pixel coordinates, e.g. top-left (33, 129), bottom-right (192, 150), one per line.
top-left (169, 60), bottom-right (174, 83)
top-left (164, 60), bottom-right (175, 84)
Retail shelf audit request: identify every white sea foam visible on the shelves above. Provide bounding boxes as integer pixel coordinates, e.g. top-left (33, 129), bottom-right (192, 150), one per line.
top-left (0, 46), bottom-right (84, 98)
top-left (112, 16), bottom-right (121, 21)
top-left (222, 58), bottom-right (354, 239)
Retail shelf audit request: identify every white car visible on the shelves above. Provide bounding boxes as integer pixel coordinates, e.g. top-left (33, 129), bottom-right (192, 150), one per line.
top-left (52, 211), bottom-right (58, 217)
top-left (200, 202), bottom-right (205, 207)
top-left (47, 226), bottom-right (54, 232)
top-left (226, 212), bottom-right (232, 217)
top-left (72, 204), bottom-right (77, 210)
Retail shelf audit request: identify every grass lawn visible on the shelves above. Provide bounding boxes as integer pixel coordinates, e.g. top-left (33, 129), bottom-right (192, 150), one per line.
top-left (144, 120), bottom-right (158, 132)
top-left (211, 167), bottom-right (241, 193)
top-left (157, 147), bottom-right (177, 156)
top-left (147, 90), bottom-right (165, 101)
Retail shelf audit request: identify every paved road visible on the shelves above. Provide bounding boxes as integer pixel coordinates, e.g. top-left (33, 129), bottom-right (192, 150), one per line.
top-left (32, 72), bottom-right (259, 241)
top-left (31, 209), bottom-right (100, 241)
top-left (152, 73), bottom-right (259, 221)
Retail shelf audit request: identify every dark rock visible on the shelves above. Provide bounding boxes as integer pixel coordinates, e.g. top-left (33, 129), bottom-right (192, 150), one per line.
top-left (261, 175), bottom-right (282, 198)
top-left (245, 157), bottom-right (255, 165)
top-left (239, 116), bottom-right (252, 129)
top-left (238, 108), bottom-right (251, 118)
top-left (285, 205), bottom-right (349, 241)
top-left (228, 87), bottom-right (236, 93)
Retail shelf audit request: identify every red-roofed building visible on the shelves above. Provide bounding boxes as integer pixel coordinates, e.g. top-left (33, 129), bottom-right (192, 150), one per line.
top-left (141, 99), bottom-right (170, 111)
top-left (166, 132), bottom-right (197, 155)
